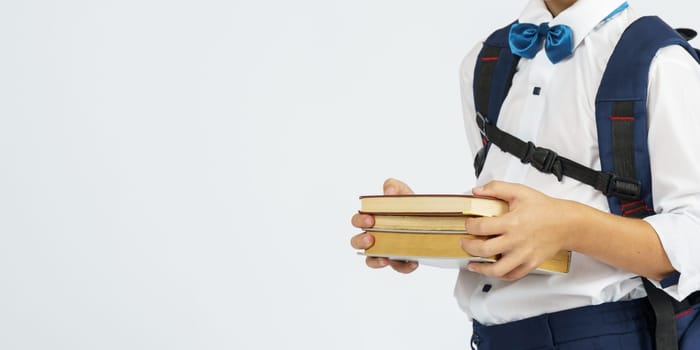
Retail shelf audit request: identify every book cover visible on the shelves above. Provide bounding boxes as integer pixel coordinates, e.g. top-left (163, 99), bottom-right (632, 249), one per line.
top-left (363, 230), bottom-right (571, 274)
top-left (359, 194), bottom-right (508, 217)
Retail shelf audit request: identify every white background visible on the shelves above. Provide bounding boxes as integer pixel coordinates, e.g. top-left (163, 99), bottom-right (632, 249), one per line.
top-left (0, 1), bottom-right (694, 349)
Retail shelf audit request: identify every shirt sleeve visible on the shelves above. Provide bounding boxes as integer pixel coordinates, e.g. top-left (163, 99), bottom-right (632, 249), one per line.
top-left (644, 45), bottom-right (700, 301)
top-left (459, 42), bottom-right (487, 162)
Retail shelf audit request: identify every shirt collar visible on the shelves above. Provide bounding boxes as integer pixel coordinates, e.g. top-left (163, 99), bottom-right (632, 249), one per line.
top-left (518, 0), bottom-right (629, 52)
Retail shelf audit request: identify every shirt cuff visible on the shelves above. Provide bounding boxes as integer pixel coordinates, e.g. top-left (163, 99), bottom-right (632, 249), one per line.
top-left (644, 212), bottom-right (700, 301)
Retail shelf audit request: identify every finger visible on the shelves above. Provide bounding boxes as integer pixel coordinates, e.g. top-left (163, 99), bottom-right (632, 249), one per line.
top-left (383, 178), bottom-right (414, 195)
top-left (351, 213), bottom-right (375, 228)
top-left (460, 235), bottom-right (510, 258)
top-left (465, 216), bottom-right (506, 236)
top-left (467, 249), bottom-right (528, 279)
top-left (365, 256), bottom-right (390, 268)
top-left (472, 180), bottom-right (527, 203)
top-left (388, 260), bottom-right (419, 274)
top-left (351, 233), bottom-right (375, 249)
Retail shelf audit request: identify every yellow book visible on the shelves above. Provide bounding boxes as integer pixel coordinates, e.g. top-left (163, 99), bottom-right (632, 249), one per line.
top-left (359, 194), bottom-right (508, 217)
top-left (372, 215), bottom-right (468, 232)
top-left (364, 230), bottom-right (571, 274)
top-left (357, 194), bottom-right (571, 274)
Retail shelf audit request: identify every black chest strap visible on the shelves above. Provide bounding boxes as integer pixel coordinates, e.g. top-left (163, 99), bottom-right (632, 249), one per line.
top-left (477, 114), bottom-right (642, 201)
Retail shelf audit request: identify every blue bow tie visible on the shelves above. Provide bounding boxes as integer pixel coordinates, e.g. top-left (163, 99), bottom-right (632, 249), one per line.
top-left (509, 22), bottom-right (574, 64)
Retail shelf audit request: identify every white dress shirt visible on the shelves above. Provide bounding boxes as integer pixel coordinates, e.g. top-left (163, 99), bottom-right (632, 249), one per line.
top-left (456, 0), bottom-right (700, 325)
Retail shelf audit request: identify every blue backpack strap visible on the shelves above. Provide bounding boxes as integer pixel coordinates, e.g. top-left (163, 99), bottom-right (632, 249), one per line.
top-left (596, 16), bottom-right (700, 350)
top-left (596, 16), bottom-right (700, 218)
top-left (473, 22), bottom-right (520, 177)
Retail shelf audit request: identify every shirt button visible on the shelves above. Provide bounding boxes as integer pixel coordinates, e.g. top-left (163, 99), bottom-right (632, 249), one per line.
top-left (482, 284), bottom-right (492, 293)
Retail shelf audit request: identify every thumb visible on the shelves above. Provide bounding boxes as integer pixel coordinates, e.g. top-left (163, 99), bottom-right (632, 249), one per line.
top-left (472, 180), bottom-right (527, 203)
top-left (383, 178), bottom-right (414, 195)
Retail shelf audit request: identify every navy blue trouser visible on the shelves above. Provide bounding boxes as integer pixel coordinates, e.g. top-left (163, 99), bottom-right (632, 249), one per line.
top-left (471, 298), bottom-right (700, 350)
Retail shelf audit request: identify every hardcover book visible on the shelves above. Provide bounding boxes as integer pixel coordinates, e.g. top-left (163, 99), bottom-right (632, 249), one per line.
top-left (363, 230), bottom-right (571, 274)
top-left (357, 194), bottom-right (571, 274)
top-left (359, 194), bottom-right (508, 216)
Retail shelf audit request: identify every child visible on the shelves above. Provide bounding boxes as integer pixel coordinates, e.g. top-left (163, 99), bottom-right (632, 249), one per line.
top-left (352, 0), bottom-right (700, 349)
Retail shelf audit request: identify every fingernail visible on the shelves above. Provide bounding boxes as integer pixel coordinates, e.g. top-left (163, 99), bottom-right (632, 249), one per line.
top-left (385, 186), bottom-right (397, 195)
top-left (467, 263), bottom-right (477, 272)
top-left (364, 217), bottom-right (372, 226)
top-left (473, 186), bottom-right (484, 193)
top-left (363, 236), bottom-right (373, 246)
top-left (377, 259), bottom-right (388, 266)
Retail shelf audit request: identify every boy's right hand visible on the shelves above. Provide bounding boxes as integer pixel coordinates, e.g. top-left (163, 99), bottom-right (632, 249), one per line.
top-left (350, 178), bottom-right (419, 274)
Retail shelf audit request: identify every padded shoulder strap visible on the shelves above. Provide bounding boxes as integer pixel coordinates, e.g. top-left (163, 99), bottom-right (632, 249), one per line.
top-left (473, 22), bottom-right (520, 177)
top-left (595, 16), bottom-right (700, 218)
top-left (474, 22), bottom-right (519, 127)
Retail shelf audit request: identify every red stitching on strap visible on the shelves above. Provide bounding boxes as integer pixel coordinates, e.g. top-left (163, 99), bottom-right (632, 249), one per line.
top-left (611, 116), bottom-right (634, 121)
top-left (675, 309), bottom-right (695, 319)
top-left (623, 205), bottom-right (652, 217)
top-left (481, 56), bottom-right (499, 61)
top-left (620, 200), bottom-right (644, 210)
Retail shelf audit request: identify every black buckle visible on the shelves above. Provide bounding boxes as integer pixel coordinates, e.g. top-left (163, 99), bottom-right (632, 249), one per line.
top-left (521, 142), bottom-right (563, 181)
top-left (476, 111), bottom-right (488, 139)
top-left (605, 175), bottom-right (642, 201)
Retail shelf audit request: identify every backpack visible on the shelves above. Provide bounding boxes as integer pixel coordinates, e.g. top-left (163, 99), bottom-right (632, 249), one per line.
top-left (472, 16), bottom-right (700, 350)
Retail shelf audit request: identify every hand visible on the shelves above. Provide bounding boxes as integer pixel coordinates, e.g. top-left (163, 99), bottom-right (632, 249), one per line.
top-left (350, 178), bottom-right (419, 274)
top-left (460, 181), bottom-right (574, 280)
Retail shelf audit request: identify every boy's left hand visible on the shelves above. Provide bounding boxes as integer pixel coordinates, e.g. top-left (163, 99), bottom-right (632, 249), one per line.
top-left (460, 181), bottom-right (575, 281)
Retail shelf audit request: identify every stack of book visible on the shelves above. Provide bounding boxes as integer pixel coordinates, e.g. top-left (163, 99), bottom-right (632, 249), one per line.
top-left (358, 194), bottom-right (570, 274)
